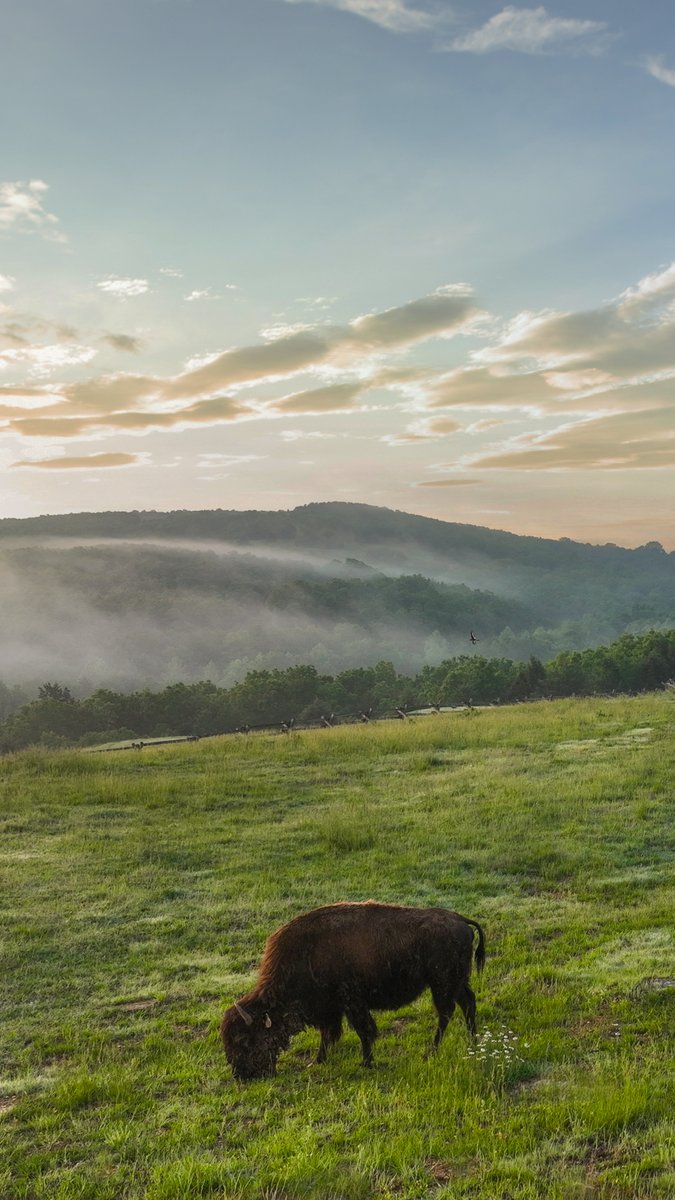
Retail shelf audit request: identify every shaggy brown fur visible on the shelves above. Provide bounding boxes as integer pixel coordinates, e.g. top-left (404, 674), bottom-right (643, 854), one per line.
top-left (221, 901), bottom-right (485, 1080)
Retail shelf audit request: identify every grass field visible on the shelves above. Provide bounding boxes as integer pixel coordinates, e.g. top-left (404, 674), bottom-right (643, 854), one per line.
top-left (1, 694), bottom-right (674, 1199)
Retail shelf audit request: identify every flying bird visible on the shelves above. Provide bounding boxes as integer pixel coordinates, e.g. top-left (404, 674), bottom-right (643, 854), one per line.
top-left (469, 631), bottom-right (479, 645)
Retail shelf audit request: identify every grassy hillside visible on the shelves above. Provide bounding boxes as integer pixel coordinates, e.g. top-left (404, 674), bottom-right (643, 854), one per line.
top-left (1, 695), bottom-right (674, 1199)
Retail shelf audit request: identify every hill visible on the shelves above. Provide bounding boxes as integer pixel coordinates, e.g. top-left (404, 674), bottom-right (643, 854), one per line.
top-left (1, 694), bottom-right (673, 1198)
top-left (0, 503), bottom-right (673, 693)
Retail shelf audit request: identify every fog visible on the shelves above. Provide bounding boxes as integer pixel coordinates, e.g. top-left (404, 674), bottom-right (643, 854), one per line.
top-left (0, 541), bottom-right (481, 696)
top-left (2, 524), bottom-right (670, 701)
top-left (0, 532), bottom-right (526, 595)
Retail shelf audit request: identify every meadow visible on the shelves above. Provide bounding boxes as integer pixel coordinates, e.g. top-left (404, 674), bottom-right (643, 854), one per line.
top-left (1, 694), bottom-right (673, 1199)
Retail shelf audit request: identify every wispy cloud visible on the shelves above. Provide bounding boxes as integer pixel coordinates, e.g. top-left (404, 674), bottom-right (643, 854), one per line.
top-left (644, 56), bottom-right (675, 88)
top-left (101, 333), bottom-right (143, 353)
top-left (472, 407), bottom-right (675, 470)
top-left (97, 277), bottom-right (150, 299)
top-left (419, 262), bottom-right (675, 470)
top-left (1, 283), bottom-right (480, 439)
top-left (0, 274), bottom-right (15, 294)
top-left (0, 180), bottom-right (67, 242)
top-left (448, 6), bottom-right (609, 56)
top-left (3, 268), bottom-right (672, 480)
top-left (475, 261), bottom-right (675, 381)
top-left (1, 343), bottom-right (97, 378)
top-left (12, 451), bottom-right (143, 470)
top-left (384, 414), bottom-right (463, 443)
top-left (184, 288), bottom-right (221, 302)
top-left (270, 381), bottom-right (366, 414)
top-left (279, 429), bottom-right (338, 441)
top-left (282, 0), bottom-right (437, 34)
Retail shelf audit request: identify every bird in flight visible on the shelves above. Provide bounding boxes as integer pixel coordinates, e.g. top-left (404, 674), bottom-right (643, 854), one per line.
top-left (469, 631), bottom-right (479, 645)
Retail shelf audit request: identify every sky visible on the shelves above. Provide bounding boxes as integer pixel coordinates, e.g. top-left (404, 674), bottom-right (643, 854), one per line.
top-left (1, 0), bottom-right (674, 546)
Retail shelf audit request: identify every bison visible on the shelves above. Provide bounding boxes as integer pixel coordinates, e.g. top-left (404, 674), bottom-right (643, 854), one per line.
top-left (221, 901), bottom-right (485, 1080)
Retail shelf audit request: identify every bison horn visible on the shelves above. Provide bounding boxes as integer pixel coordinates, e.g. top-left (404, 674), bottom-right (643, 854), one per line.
top-left (233, 1001), bottom-right (254, 1027)
top-left (265, 1014), bottom-right (272, 1029)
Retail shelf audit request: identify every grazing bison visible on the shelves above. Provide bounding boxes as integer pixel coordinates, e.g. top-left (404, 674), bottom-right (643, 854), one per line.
top-left (221, 901), bottom-right (485, 1080)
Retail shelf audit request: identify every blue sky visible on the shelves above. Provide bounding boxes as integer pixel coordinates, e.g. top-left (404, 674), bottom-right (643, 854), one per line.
top-left (1, 0), bottom-right (674, 544)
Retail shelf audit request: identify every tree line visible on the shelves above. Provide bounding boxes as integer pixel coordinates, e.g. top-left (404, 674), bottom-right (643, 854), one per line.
top-left (1, 630), bottom-right (673, 753)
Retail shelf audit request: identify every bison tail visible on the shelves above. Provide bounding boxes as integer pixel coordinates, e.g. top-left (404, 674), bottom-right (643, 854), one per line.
top-left (462, 918), bottom-right (486, 973)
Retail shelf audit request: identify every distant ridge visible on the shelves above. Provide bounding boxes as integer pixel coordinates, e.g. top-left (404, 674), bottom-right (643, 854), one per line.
top-left (0, 501), bottom-right (671, 565)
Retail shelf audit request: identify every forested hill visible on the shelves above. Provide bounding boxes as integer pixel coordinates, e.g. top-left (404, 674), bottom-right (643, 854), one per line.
top-left (0, 503), bottom-right (672, 697)
top-left (0, 501), bottom-right (672, 573)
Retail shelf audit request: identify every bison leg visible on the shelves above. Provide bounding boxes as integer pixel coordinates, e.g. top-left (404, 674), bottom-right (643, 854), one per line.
top-left (316, 1016), bottom-right (343, 1064)
top-left (456, 983), bottom-right (477, 1037)
top-left (345, 1005), bottom-right (378, 1068)
top-left (430, 991), bottom-right (457, 1051)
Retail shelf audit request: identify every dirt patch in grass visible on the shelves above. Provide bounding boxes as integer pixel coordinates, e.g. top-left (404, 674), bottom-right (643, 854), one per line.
top-left (0, 1095), bottom-right (17, 1115)
top-left (425, 1158), bottom-right (458, 1184)
top-left (630, 976), bottom-right (675, 997)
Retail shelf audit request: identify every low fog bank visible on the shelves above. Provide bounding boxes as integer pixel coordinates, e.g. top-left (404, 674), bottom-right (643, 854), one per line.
top-left (1, 533), bottom-right (672, 703)
top-left (0, 533), bottom-right (517, 594)
top-left (0, 543), bottom-right (517, 696)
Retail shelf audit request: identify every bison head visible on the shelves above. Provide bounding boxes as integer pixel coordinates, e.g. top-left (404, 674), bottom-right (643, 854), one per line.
top-left (220, 996), bottom-right (288, 1081)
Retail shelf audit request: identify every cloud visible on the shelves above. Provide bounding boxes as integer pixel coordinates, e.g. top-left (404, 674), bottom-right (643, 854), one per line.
top-left (270, 381), bottom-right (366, 414)
top-left (11, 452), bottom-right (143, 470)
top-left (279, 429), bottom-right (338, 441)
top-left (296, 295), bottom-right (337, 311)
top-left (384, 414), bottom-right (463, 443)
top-left (259, 322), bottom-right (314, 341)
top-left (1, 343), bottom-right (97, 378)
top-left (159, 267), bottom-right (183, 278)
top-left (382, 262), bottom-right (675, 472)
top-left (0, 274), bottom-right (15, 293)
top-left (617, 261), bottom-right (675, 314)
top-left (1, 284), bottom-right (482, 439)
top-left (448, 6), bottom-right (609, 56)
top-left (348, 285), bottom-right (481, 350)
top-left (0, 383), bottom-right (49, 399)
top-left (471, 407), bottom-right (675, 471)
top-left (1, 314), bottom-right (79, 350)
top-left (414, 476), bottom-right (482, 486)
top-left (0, 180), bottom-right (67, 242)
top-left (184, 289), bottom-right (221, 302)
top-left (476, 261), bottom-right (675, 382)
top-left (97, 278), bottom-right (149, 298)
top-left (54, 373), bottom-right (158, 413)
top-left (644, 56), bottom-right (675, 88)
top-left (161, 286), bottom-right (478, 403)
top-left (6, 392), bottom-right (249, 438)
top-left (101, 333), bottom-right (143, 353)
top-left (425, 366), bottom-right (562, 409)
top-left (282, 0), bottom-right (436, 34)
top-left (6, 270), bottom-right (671, 476)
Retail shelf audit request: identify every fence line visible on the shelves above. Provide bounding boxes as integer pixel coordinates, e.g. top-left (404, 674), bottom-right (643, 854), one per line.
top-left (91, 701), bottom-right (491, 752)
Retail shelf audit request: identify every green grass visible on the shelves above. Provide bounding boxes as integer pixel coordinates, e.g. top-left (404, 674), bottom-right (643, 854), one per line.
top-left (1, 694), bottom-right (674, 1199)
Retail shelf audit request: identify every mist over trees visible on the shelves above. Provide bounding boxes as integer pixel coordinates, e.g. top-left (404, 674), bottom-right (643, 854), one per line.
top-left (0, 503), bottom-right (672, 698)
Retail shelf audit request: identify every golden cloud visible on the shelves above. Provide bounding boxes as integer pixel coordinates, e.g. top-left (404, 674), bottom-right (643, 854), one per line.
top-left (12, 452), bottom-right (142, 470)
top-left (471, 407), bottom-right (675, 470)
top-left (1, 285), bottom-right (480, 441)
top-left (270, 381), bottom-right (366, 414)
